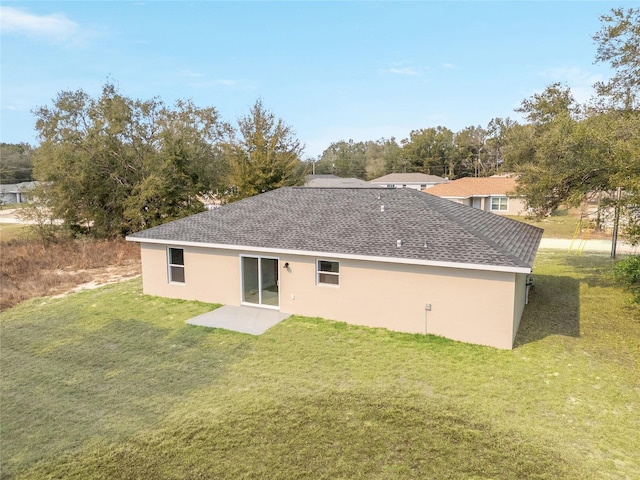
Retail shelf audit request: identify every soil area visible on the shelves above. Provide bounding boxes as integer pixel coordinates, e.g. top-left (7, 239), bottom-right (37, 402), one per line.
top-left (1, 237), bottom-right (141, 311)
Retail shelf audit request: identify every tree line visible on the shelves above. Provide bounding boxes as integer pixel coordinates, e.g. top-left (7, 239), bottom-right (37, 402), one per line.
top-left (17, 7), bottom-right (640, 244)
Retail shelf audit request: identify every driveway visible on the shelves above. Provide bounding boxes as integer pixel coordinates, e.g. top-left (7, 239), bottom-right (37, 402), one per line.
top-left (539, 238), bottom-right (638, 254)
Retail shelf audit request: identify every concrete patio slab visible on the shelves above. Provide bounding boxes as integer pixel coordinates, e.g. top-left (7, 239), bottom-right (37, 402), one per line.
top-left (187, 305), bottom-right (291, 335)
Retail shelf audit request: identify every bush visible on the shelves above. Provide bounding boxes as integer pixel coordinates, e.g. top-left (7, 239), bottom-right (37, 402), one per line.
top-left (613, 255), bottom-right (640, 303)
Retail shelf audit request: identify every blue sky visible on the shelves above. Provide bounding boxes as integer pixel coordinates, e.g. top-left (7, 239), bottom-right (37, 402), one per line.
top-left (0, 1), bottom-right (633, 158)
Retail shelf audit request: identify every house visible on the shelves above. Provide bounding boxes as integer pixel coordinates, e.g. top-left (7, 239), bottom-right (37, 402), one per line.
top-left (305, 174), bottom-right (375, 188)
top-left (126, 187), bottom-right (543, 349)
top-left (0, 182), bottom-right (37, 205)
top-left (369, 173), bottom-right (448, 190)
top-left (425, 176), bottom-right (528, 216)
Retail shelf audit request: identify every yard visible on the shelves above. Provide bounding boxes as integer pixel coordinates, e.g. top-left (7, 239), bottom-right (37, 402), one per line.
top-left (1, 250), bottom-right (639, 479)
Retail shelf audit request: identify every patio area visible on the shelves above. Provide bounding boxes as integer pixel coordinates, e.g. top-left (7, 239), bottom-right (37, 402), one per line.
top-left (186, 305), bottom-right (291, 335)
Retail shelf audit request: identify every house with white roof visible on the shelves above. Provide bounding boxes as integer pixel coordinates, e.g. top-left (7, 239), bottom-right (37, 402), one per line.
top-left (0, 182), bottom-right (37, 205)
top-left (127, 187), bottom-right (543, 349)
top-left (369, 173), bottom-right (448, 190)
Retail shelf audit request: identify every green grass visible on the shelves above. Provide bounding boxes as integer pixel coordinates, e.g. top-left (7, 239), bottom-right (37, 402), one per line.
top-left (507, 208), bottom-right (585, 239)
top-left (1, 253), bottom-right (639, 479)
top-left (0, 223), bottom-right (29, 242)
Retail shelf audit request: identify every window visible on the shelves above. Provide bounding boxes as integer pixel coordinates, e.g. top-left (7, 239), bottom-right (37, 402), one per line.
top-left (168, 247), bottom-right (185, 283)
top-left (317, 260), bottom-right (339, 285)
top-left (490, 196), bottom-right (508, 211)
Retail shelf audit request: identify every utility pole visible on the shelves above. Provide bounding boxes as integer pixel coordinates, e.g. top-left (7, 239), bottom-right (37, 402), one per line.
top-left (610, 187), bottom-right (622, 259)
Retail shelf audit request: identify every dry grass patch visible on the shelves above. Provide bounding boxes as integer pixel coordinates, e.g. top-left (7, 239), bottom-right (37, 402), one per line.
top-left (0, 237), bottom-right (140, 310)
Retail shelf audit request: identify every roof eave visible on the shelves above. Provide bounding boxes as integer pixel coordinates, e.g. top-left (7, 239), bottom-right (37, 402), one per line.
top-left (126, 236), bottom-right (533, 274)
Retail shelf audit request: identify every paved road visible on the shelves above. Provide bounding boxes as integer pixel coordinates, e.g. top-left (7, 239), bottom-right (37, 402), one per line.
top-left (539, 238), bottom-right (638, 254)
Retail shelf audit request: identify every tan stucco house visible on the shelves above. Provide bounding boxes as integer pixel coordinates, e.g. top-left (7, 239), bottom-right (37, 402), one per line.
top-left (425, 176), bottom-right (528, 216)
top-left (370, 173), bottom-right (448, 190)
top-left (127, 187), bottom-right (542, 349)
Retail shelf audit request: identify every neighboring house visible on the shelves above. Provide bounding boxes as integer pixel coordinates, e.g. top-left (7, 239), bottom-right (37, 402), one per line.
top-left (369, 173), bottom-right (448, 190)
top-left (305, 175), bottom-right (375, 188)
top-left (0, 182), bottom-right (37, 205)
top-left (127, 187), bottom-right (542, 349)
top-left (425, 176), bottom-right (528, 216)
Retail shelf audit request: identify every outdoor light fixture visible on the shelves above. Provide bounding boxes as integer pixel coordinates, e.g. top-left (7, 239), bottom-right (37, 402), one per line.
top-left (283, 262), bottom-right (290, 269)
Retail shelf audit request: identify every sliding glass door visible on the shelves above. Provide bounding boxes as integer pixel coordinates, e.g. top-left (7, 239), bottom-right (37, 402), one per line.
top-left (241, 256), bottom-right (279, 308)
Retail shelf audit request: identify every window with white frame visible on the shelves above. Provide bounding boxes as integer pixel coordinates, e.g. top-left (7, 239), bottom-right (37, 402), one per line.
top-left (490, 196), bottom-right (508, 211)
top-left (168, 247), bottom-right (185, 283)
top-left (317, 260), bottom-right (339, 285)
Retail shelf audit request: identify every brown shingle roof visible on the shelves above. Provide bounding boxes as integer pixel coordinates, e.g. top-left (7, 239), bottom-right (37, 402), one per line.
top-left (426, 176), bottom-right (518, 198)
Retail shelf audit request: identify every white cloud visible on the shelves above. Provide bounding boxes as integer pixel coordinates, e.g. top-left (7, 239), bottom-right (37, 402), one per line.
top-left (387, 67), bottom-right (419, 76)
top-left (380, 61), bottom-right (426, 76)
top-left (442, 63), bottom-right (456, 70)
top-left (0, 6), bottom-right (78, 42)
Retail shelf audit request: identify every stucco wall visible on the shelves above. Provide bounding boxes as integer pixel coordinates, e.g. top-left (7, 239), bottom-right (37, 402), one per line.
top-left (512, 273), bottom-right (528, 343)
top-left (139, 244), bottom-right (521, 349)
top-left (484, 197), bottom-right (528, 216)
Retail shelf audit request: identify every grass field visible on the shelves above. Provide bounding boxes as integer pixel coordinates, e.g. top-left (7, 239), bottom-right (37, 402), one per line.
top-left (507, 208), bottom-right (593, 239)
top-left (0, 224), bottom-right (29, 243)
top-left (1, 251), bottom-right (639, 479)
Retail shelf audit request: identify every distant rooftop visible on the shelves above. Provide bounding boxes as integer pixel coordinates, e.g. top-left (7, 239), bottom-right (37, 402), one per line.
top-left (305, 175), bottom-right (374, 188)
top-left (370, 173), bottom-right (448, 184)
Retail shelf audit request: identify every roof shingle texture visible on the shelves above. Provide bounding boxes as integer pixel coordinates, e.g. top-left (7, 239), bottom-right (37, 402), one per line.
top-left (426, 176), bottom-right (518, 197)
top-left (129, 187), bottom-right (543, 270)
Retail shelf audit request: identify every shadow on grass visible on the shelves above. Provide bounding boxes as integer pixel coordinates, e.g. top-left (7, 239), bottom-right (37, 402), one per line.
top-left (565, 253), bottom-right (617, 288)
top-left (24, 391), bottom-right (580, 480)
top-left (0, 314), bottom-right (251, 479)
top-left (514, 274), bottom-right (580, 347)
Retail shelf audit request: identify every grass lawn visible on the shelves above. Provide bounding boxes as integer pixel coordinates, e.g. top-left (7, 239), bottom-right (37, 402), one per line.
top-left (507, 208), bottom-right (589, 239)
top-left (0, 224), bottom-right (30, 242)
top-left (1, 251), bottom-right (639, 479)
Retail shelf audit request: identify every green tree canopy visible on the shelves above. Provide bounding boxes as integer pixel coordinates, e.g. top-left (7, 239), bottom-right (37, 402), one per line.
top-left (593, 7), bottom-right (640, 110)
top-left (504, 8), bottom-right (640, 245)
top-left (0, 143), bottom-right (33, 184)
top-left (32, 83), bottom-right (229, 237)
top-left (226, 100), bottom-right (305, 200)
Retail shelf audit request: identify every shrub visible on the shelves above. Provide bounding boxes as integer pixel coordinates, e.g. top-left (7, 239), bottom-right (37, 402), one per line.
top-left (613, 255), bottom-right (640, 303)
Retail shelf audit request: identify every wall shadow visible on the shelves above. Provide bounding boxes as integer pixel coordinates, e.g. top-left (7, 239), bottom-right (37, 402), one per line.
top-left (513, 274), bottom-right (581, 347)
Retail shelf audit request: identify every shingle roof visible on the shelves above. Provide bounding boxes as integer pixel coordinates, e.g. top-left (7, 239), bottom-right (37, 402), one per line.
top-left (426, 176), bottom-right (518, 198)
top-left (129, 187), bottom-right (543, 272)
top-left (370, 173), bottom-right (448, 184)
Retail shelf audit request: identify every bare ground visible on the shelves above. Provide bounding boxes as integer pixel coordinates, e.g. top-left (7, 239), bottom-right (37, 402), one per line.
top-left (0, 237), bottom-right (141, 311)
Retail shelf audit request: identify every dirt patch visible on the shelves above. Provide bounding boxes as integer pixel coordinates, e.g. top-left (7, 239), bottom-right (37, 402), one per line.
top-left (51, 265), bottom-right (141, 298)
top-left (1, 238), bottom-right (141, 310)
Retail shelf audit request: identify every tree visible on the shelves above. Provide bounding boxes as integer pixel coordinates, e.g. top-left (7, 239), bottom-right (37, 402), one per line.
top-left (515, 82), bottom-right (579, 125)
top-left (593, 7), bottom-right (640, 110)
top-left (504, 10), bottom-right (640, 246)
top-left (453, 126), bottom-right (488, 177)
top-left (226, 100), bottom-right (304, 200)
top-left (401, 127), bottom-right (455, 177)
top-left (0, 143), bottom-right (33, 184)
top-left (32, 83), bottom-right (229, 237)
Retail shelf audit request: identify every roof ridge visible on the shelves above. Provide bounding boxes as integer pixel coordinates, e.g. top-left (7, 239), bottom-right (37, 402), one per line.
top-left (415, 190), bottom-right (541, 268)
